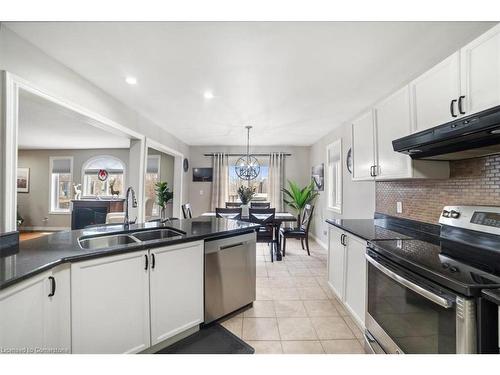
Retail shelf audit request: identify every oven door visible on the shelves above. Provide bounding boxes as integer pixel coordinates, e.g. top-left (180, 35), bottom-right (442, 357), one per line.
top-left (365, 249), bottom-right (476, 354)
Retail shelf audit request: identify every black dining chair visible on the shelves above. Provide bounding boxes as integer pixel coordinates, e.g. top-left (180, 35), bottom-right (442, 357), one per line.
top-left (280, 204), bottom-right (314, 256)
top-left (225, 202), bottom-right (242, 208)
top-left (249, 208), bottom-right (277, 262)
top-left (215, 207), bottom-right (242, 220)
top-left (250, 202), bottom-right (271, 209)
top-left (181, 203), bottom-right (192, 219)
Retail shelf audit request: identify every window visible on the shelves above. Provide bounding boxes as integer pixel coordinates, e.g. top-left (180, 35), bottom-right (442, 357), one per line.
top-left (145, 155), bottom-right (161, 217)
top-left (82, 155), bottom-right (125, 197)
top-left (326, 139), bottom-right (342, 213)
top-left (50, 156), bottom-right (73, 213)
top-left (228, 157), bottom-right (269, 201)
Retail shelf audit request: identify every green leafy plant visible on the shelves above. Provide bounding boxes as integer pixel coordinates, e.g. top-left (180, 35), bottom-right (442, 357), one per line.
top-left (237, 185), bottom-right (256, 205)
top-left (154, 182), bottom-right (174, 209)
top-left (282, 180), bottom-right (319, 221)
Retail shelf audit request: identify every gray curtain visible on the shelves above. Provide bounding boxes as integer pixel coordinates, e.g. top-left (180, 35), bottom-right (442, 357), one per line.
top-left (268, 152), bottom-right (285, 211)
top-left (210, 153), bottom-right (229, 211)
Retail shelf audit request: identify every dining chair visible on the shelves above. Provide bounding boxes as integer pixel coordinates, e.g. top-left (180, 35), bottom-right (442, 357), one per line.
top-left (225, 202), bottom-right (242, 208)
top-left (250, 202), bottom-right (271, 209)
top-left (249, 208), bottom-right (277, 262)
top-left (181, 203), bottom-right (192, 219)
top-left (280, 204), bottom-right (314, 256)
top-left (215, 207), bottom-right (242, 220)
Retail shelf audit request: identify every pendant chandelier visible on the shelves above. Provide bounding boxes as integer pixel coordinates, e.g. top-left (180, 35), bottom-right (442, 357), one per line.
top-left (235, 126), bottom-right (260, 180)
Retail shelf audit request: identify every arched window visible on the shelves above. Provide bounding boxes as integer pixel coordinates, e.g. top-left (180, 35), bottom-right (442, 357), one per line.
top-left (82, 155), bottom-right (126, 197)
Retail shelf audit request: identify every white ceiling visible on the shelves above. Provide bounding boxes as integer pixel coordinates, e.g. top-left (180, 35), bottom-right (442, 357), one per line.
top-left (7, 22), bottom-right (497, 146)
top-left (18, 89), bottom-right (131, 149)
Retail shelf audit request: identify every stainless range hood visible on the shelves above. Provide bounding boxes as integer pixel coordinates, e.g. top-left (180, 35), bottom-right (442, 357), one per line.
top-left (393, 105), bottom-right (500, 160)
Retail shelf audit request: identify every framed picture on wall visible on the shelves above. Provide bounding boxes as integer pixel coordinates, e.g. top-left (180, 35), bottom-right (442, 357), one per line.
top-left (193, 167), bottom-right (213, 182)
top-left (311, 163), bottom-right (324, 191)
top-left (17, 168), bottom-right (30, 193)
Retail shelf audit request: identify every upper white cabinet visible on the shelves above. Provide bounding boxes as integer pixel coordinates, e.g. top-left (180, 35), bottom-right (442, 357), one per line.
top-left (0, 265), bottom-right (71, 353)
top-left (71, 250), bottom-right (151, 354)
top-left (352, 110), bottom-right (376, 181)
top-left (460, 24), bottom-right (500, 115)
top-left (149, 242), bottom-right (204, 346)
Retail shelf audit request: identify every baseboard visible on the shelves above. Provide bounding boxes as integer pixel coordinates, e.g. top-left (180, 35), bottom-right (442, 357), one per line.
top-left (20, 226), bottom-right (70, 232)
top-left (310, 233), bottom-right (327, 250)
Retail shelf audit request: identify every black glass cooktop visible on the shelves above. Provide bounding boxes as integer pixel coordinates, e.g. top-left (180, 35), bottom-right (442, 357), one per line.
top-left (369, 238), bottom-right (500, 296)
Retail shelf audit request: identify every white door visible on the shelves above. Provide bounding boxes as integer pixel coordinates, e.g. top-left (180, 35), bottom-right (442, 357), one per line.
top-left (374, 86), bottom-right (413, 179)
top-left (352, 110), bottom-right (376, 180)
top-left (328, 227), bottom-right (346, 301)
top-left (410, 52), bottom-right (461, 132)
top-left (461, 24), bottom-right (500, 115)
top-left (71, 251), bottom-right (151, 354)
top-left (0, 265), bottom-right (71, 353)
top-left (344, 235), bottom-right (367, 326)
top-left (149, 242), bottom-right (204, 345)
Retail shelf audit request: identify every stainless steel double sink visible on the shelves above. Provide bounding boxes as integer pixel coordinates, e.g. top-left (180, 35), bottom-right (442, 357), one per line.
top-left (78, 228), bottom-right (185, 250)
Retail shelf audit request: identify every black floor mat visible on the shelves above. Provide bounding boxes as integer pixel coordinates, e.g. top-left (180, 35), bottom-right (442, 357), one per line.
top-left (155, 324), bottom-right (254, 354)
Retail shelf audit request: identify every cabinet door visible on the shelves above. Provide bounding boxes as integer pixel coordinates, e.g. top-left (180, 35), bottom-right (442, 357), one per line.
top-left (344, 235), bottom-right (367, 326)
top-left (374, 86), bottom-right (413, 179)
top-left (0, 266), bottom-right (71, 354)
top-left (150, 242), bottom-right (204, 345)
top-left (328, 227), bottom-right (346, 301)
top-left (71, 251), bottom-right (151, 354)
top-left (461, 24), bottom-right (500, 115)
top-left (352, 110), bottom-right (375, 180)
top-left (410, 52), bottom-right (461, 132)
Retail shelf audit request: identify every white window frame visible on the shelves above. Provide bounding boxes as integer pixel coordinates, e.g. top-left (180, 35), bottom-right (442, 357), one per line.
top-left (81, 155), bottom-right (127, 198)
top-left (49, 156), bottom-right (74, 214)
top-left (326, 139), bottom-right (343, 214)
top-left (146, 154), bottom-right (161, 217)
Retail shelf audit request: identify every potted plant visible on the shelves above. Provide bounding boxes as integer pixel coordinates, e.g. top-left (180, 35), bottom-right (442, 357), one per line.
top-left (282, 180), bottom-right (319, 224)
top-left (154, 182), bottom-right (174, 221)
top-left (237, 185), bottom-right (256, 218)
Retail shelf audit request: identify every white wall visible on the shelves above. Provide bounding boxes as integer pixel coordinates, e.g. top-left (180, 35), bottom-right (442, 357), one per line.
top-left (188, 145), bottom-right (311, 217)
top-left (309, 122), bottom-right (375, 246)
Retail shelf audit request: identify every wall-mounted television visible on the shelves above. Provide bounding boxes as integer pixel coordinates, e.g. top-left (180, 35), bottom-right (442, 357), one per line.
top-left (193, 167), bottom-right (213, 182)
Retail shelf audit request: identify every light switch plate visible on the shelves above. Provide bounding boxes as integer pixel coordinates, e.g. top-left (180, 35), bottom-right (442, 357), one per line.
top-left (396, 201), bottom-right (403, 214)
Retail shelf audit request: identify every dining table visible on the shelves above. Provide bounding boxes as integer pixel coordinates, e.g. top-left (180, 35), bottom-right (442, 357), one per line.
top-left (201, 211), bottom-right (296, 261)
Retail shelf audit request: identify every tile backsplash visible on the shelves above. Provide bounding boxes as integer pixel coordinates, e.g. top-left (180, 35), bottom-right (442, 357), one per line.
top-left (376, 155), bottom-right (500, 224)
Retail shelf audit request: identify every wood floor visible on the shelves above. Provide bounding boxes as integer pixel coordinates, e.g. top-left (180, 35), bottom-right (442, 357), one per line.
top-left (19, 231), bottom-right (53, 241)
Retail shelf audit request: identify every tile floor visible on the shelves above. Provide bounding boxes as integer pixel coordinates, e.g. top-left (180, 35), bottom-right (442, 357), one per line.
top-left (220, 239), bottom-right (367, 354)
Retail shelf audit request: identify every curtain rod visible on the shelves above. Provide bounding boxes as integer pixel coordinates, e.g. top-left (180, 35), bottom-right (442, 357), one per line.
top-left (203, 153), bottom-right (292, 157)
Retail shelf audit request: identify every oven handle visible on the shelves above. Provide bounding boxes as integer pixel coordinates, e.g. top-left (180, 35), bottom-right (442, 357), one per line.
top-left (366, 253), bottom-right (454, 309)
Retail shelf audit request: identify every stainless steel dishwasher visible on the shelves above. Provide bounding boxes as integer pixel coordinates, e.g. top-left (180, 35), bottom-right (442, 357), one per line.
top-left (204, 231), bottom-right (256, 323)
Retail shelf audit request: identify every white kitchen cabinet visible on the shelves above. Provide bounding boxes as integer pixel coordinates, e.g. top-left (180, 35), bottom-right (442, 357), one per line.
top-left (328, 226), bottom-right (347, 300)
top-left (71, 250), bottom-right (151, 354)
top-left (0, 265), bottom-right (71, 353)
top-left (410, 52), bottom-right (461, 132)
top-left (344, 235), bottom-right (367, 326)
top-left (149, 241), bottom-right (204, 345)
top-left (460, 24), bottom-right (500, 116)
top-left (351, 110), bottom-right (376, 181)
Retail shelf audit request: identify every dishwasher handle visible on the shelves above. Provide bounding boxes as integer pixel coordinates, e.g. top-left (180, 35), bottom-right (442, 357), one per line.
top-left (205, 240), bottom-right (248, 254)
top-left (220, 242), bottom-right (244, 250)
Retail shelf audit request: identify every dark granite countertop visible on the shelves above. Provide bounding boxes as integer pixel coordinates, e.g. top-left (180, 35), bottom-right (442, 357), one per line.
top-left (482, 289), bottom-right (500, 305)
top-left (0, 217), bottom-right (259, 291)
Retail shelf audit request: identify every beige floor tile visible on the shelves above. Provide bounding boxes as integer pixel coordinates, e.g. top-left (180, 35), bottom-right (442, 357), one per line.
top-left (256, 277), bottom-right (271, 287)
top-left (256, 265), bottom-right (268, 277)
top-left (308, 267), bottom-right (327, 276)
top-left (343, 316), bottom-right (364, 339)
top-left (274, 300), bottom-right (308, 317)
top-left (243, 300), bottom-right (276, 318)
top-left (330, 300), bottom-right (349, 317)
top-left (242, 318), bottom-right (280, 341)
top-left (282, 340), bottom-right (325, 354)
top-left (321, 339), bottom-right (365, 354)
top-left (311, 316), bottom-right (355, 340)
top-left (303, 300), bottom-right (339, 317)
top-left (278, 317), bottom-right (317, 340)
top-left (267, 270), bottom-right (291, 278)
top-left (269, 277), bottom-right (295, 288)
top-left (287, 267), bottom-right (313, 277)
top-left (221, 317), bottom-right (243, 338)
top-left (272, 287), bottom-right (301, 300)
top-left (298, 286), bottom-right (329, 300)
top-left (293, 277), bottom-right (319, 287)
top-left (256, 287), bottom-right (274, 301)
top-left (246, 340), bottom-right (283, 354)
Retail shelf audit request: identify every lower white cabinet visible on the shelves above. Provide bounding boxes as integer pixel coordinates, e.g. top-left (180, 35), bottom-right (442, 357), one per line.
top-left (71, 250), bottom-right (151, 354)
top-left (328, 226), bottom-right (367, 327)
top-left (149, 242), bottom-right (204, 345)
top-left (0, 265), bottom-right (71, 354)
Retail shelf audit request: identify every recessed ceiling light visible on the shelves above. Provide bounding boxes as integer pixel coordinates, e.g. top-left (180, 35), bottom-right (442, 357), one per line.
top-left (203, 91), bottom-right (214, 99)
top-left (125, 76), bottom-right (137, 85)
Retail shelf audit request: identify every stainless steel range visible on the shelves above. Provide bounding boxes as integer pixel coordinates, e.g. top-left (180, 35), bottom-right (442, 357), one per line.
top-left (365, 206), bottom-right (500, 354)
